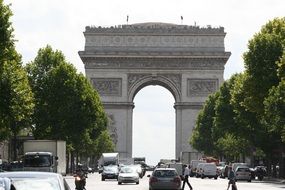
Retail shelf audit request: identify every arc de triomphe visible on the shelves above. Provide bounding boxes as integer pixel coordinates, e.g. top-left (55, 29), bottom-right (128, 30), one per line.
top-left (79, 23), bottom-right (231, 159)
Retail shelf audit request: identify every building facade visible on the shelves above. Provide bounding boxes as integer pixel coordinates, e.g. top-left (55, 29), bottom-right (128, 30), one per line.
top-left (79, 22), bottom-right (231, 159)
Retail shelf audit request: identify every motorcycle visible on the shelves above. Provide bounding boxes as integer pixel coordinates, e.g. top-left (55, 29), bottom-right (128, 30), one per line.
top-left (74, 171), bottom-right (87, 190)
top-left (255, 166), bottom-right (266, 181)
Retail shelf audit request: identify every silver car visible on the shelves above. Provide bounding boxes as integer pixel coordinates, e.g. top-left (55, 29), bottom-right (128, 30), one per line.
top-left (0, 171), bottom-right (71, 190)
top-left (118, 166), bottom-right (139, 185)
top-left (148, 168), bottom-right (181, 190)
top-left (235, 166), bottom-right (251, 182)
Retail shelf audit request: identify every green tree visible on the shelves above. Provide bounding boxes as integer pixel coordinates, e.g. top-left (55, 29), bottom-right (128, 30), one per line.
top-left (0, 0), bottom-right (34, 160)
top-left (212, 74), bottom-right (251, 160)
top-left (216, 133), bottom-right (249, 162)
top-left (95, 130), bottom-right (115, 158)
top-left (26, 46), bottom-right (110, 156)
top-left (233, 18), bottom-right (285, 177)
top-left (0, 0), bottom-right (21, 65)
top-left (0, 61), bottom-right (34, 142)
top-left (213, 75), bottom-right (239, 139)
top-left (264, 80), bottom-right (285, 142)
top-left (190, 93), bottom-right (218, 155)
top-left (243, 17), bottom-right (285, 115)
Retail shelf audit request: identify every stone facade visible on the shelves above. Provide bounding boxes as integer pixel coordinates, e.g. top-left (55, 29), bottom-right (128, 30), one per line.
top-left (79, 22), bottom-right (231, 159)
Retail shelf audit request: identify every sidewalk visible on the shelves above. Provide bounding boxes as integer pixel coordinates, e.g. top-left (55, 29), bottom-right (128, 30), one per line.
top-left (264, 177), bottom-right (285, 184)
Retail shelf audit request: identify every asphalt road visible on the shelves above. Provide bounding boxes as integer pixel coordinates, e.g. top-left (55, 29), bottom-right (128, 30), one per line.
top-left (65, 171), bottom-right (285, 190)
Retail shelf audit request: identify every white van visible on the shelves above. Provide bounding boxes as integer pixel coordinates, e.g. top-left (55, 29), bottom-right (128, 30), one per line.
top-left (196, 163), bottom-right (206, 178)
top-left (190, 160), bottom-right (206, 177)
top-left (200, 163), bottom-right (218, 179)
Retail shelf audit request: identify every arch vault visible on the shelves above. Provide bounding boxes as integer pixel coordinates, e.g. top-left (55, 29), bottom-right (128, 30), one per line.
top-left (79, 22), bottom-right (231, 160)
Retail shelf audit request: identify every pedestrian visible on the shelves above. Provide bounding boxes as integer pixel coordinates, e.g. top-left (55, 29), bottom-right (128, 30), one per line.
top-left (182, 164), bottom-right (193, 190)
top-left (227, 166), bottom-right (237, 190)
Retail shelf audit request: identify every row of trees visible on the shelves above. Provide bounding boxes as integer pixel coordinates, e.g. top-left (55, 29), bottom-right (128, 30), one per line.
top-left (190, 17), bottom-right (285, 178)
top-left (0, 1), bottom-right (114, 168)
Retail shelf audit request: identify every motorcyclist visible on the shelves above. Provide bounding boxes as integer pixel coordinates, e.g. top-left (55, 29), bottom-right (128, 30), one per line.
top-left (255, 166), bottom-right (266, 181)
top-left (74, 166), bottom-right (87, 190)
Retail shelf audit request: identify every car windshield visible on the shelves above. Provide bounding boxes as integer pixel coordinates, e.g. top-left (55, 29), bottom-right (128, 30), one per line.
top-left (131, 165), bottom-right (142, 172)
top-left (11, 178), bottom-right (60, 190)
top-left (120, 167), bottom-right (134, 173)
top-left (154, 170), bottom-right (177, 177)
top-left (104, 166), bottom-right (118, 172)
top-left (237, 167), bottom-right (250, 172)
top-left (24, 155), bottom-right (52, 167)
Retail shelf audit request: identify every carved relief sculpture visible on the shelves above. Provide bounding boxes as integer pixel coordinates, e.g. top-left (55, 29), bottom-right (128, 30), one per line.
top-left (187, 79), bottom-right (218, 97)
top-left (91, 78), bottom-right (122, 96)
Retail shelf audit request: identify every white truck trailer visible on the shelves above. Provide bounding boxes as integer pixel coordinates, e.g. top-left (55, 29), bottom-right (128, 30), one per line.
top-left (98, 152), bottom-right (119, 166)
top-left (23, 140), bottom-right (66, 175)
top-left (119, 157), bottom-right (134, 165)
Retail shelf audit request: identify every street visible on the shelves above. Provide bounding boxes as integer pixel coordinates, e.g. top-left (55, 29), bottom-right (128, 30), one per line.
top-left (65, 171), bottom-right (285, 190)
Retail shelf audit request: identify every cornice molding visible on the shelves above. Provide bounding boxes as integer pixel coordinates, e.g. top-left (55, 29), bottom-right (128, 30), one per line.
top-left (85, 23), bottom-right (226, 35)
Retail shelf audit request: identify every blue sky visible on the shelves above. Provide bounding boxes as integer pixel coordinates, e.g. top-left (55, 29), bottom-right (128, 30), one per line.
top-left (4, 0), bottom-right (285, 165)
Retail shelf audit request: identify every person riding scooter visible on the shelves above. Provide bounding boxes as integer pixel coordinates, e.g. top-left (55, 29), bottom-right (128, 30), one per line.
top-left (74, 166), bottom-right (87, 190)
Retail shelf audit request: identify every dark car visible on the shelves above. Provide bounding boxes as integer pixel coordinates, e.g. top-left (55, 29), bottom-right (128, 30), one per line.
top-left (148, 168), bottom-right (181, 190)
top-left (101, 165), bottom-right (119, 181)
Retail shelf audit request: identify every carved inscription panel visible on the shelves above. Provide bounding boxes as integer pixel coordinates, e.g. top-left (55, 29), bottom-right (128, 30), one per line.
top-left (85, 35), bottom-right (224, 48)
top-left (91, 78), bottom-right (122, 96)
top-left (187, 79), bottom-right (218, 97)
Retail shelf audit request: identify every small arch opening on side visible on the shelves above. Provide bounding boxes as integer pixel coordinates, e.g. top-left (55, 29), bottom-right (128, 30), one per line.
top-left (132, 85), bottom-right (175, 166)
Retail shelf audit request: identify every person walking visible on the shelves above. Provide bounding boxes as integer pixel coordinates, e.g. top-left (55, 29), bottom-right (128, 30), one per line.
top-left (182, 164), bottom-right (193, 190)
top-left (227, 166), bottom-right (237, 190)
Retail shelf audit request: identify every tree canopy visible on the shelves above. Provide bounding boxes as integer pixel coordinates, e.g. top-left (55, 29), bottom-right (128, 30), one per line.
top-left (0, 0), bottom-right (34, 143)
top-left (26, 46), bottom-right (111, 155)
top-left (190, 17), bottom-right (285, 177)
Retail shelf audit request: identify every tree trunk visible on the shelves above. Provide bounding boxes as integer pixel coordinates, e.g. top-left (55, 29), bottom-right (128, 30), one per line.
top-left (71, 151), bottom-right (75, 174)
top-left (278, 145), bottom-right (284, 178)
top-left (13, 129), bottom-right (17, 161)
top-left (266, 157), bottom-right (272, 177)
top-left (66, 151), bottom-right (70, 174)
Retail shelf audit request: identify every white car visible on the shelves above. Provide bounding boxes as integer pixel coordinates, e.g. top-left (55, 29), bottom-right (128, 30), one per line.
top-left (118, 166), bottom-right (139, 185)
top-left (0, 171), bottom-right (71, 190)
top-left (235, 166), bottom-right (251, 182)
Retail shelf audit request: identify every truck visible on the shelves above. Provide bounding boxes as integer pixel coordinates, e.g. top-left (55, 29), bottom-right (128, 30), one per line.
top-left (119, 157), bottom-right (134, 165)
top-left (22, 140), bottom-right (66, 175)
top-left (98, 153), bottom-right (119, 167)
top-left (179, 151), bottom-right (203, 165)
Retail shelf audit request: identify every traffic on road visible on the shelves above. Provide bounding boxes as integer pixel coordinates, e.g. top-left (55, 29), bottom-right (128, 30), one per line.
top-left (64, 170), bottom-right (284, 190)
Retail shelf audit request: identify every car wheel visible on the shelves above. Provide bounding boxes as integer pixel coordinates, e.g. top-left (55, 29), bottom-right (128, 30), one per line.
top-left (101, 177), bottom-right (105, 181)
top-left (118, 182), bottom-right (122, 185)
top-left (248, 179), bottom-right (251, 182)
top-left (136, 181), bottom-right (139, 184)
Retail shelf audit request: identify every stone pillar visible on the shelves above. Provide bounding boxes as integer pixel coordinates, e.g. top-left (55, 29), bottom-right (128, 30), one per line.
top-left (104, 102), bottom-right (134, 158)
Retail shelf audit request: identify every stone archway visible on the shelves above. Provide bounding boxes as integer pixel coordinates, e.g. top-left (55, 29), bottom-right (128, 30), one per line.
top-left (79, 22), bottom-right (231, 160)
top-left (128, 74), bottom-right (181, 102)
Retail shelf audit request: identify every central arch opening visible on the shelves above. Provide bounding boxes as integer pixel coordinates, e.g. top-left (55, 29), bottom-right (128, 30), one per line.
top-left (132, 85), bottom-right (175, 166)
